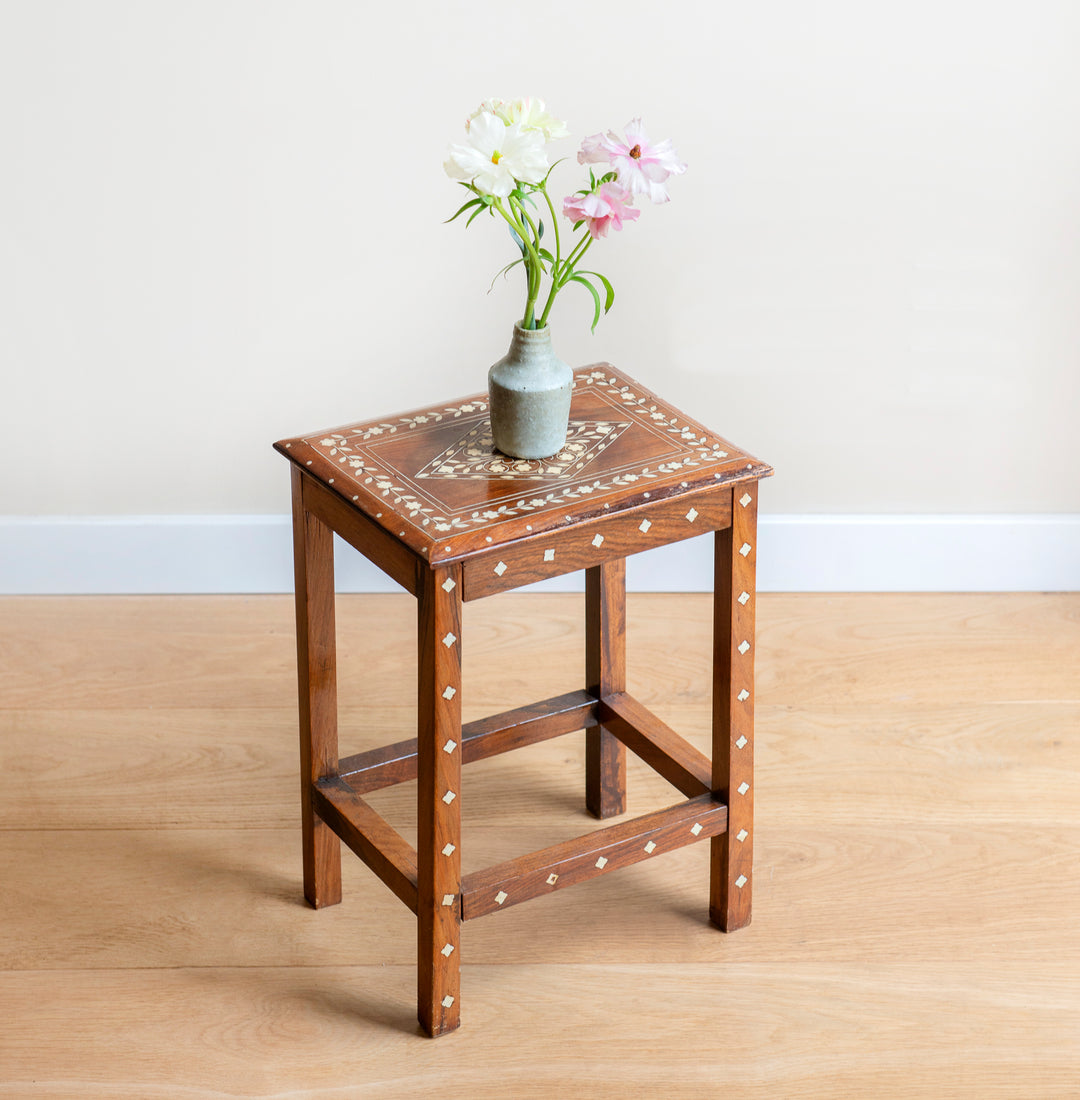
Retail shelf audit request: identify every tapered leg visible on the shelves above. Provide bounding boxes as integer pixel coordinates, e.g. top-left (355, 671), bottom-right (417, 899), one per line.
top-left (291, 467), bottom-right (342, 909)
top-left (585, 559), bottom-right (628, 819)
top-left (710, 486), bottom-right (758, 930)
top-left (417, 563), bottom-right (463, 1037)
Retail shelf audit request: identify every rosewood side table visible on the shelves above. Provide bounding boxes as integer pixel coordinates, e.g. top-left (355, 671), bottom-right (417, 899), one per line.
top-left (274, 365), bottom-right (772, 1037)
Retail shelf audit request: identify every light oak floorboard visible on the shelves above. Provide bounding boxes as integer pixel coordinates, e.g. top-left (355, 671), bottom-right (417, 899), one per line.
top-left (0, 593), bottom-right (1077, 1097)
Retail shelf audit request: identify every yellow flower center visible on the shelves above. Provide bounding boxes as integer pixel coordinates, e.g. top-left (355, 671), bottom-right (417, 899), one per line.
top-left (629, 144), bottom-right (642, 159)
top-left (491, 150), bottom-right (502, 164)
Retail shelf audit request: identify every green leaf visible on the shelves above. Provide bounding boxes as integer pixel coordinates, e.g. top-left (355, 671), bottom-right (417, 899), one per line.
top-left (508, 223), bottom-right (527, 256)
top-left (579, 269), bottom-right (615, 313)
top-left (445, 195), bottom-right (485, 224)
top-left (465, 202), bottom-right (491, 228)
top-left (569, 274), bottom-right (603, 332)
top-left (488, 257), bottom-right (524, 293)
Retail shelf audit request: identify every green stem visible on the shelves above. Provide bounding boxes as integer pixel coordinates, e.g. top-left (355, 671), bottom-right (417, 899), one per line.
top-left (538, 232), bottom-right (593, 327)
top-left (539, 182), bottom-right (561, 268)
top-left (502, 196), bottom-right (545, 327)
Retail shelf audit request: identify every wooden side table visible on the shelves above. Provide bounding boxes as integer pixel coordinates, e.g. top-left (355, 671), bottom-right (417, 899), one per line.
top-left (274, 365), bottom-right (772, 1037)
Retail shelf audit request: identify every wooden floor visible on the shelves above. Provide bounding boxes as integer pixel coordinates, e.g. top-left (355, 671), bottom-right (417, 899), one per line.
top-left (0, 593), bottom-right (1077, 1098)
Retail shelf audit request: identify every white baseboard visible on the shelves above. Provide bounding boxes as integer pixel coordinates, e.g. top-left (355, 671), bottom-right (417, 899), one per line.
top-left (2, 514), bottom-right (1078, 594)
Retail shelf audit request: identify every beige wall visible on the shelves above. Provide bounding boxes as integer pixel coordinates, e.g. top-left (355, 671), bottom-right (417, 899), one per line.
top-left (3, 1), bottom-right (1078, 519)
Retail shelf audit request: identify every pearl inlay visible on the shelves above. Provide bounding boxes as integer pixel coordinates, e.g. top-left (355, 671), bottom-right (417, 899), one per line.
top-left (441, 578), bottom-right (456, 592)
top-left (738, 781), bottom-right (750, 796)
top-left (544, 548), bottom-right (555, 561)
top-left (737, 829), bottom-right (749, 842)
top-left (690, 822), bottom-right (703, 837)
top-left (495, 891), bottom-right (508, 906)
top-left (740, 492), bottom-right (752, 507)
top-left (738, 689), bottom-right (750, 701)
top-left (738, 591), bottom-right (750, 605)
top-left (442, 632), bottom-right (457, 648)
top-left (443, 739), bottom-right (457, 753)
top-left (442, 894), bottom-right (455, 906)
top-left (441, 943), bottom-right (454, 957)
top-left (442, 843), bottom-right (456, 856)
top-left (735, 874), bottom-right (748, 889)
top-left (546, 873), bottom-right (559, 886)
top-left (644, 840), bottom-right (657, 854)
top-left (442, 995), bottom-right (455, 1008)
top-left (686, 508), bottom-right (698, 523)
top-left (736, 735), bottom-right (748, 749)
top-left (595, 856), bottom-right (608, 869)
top-left (442, 685), bottom-right (456, 700)
top-left (738, 640), bottom-right (750, 655)
top-left (442, 790), bottom-right (456, 804)
top-left (639, 519), bottom-right (651, 533)
top-left (739, 542), bottom-right (752, 557)
top-left (493, 561), bottom-right (507, 576)
top-left (592, 534), bottom-right (604, 548)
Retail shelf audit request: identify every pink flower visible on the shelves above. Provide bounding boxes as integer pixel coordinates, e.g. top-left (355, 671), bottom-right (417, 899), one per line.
top-left (578, 118), bottom-right (687, 204)
top-left (562, 182), bottom-right (641, 240)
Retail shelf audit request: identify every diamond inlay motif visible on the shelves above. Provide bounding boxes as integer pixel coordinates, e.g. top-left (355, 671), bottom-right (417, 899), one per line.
top-left (442, 790), bottom-right (456, 804)
top-left (737, 829), bottom-right (749, 842)
top-left (441, 943), bottom-right (455, 957)
top-left (738, 591), bottom-right (751, 605)
top-left (493, 561), bottom-right (507, 576)
top-left (644, 841), bottom-right (657, 854)
top-left (735, 874), bottom-right (748, 889)
top-left (595, 856), bottom-right (608, 869)
top-left (442, 685), bottom-right (456, 700)
top-left (544, 548), bottom-right (555, 561)
top-left (415, 418), bottom-right (633, 481)
top-left (592, 534), bottom-right (604, 548)
top-left (739, 542), bottom-right (752, 557)
top-left (690, 822), bottom-right (703, 837)
top-left (441, 578), bottom-right (456, 593)
top-left (639, 519), bottom-right (652, 533)
top-left (443, 739), bottom-right (457, 754)
top-left (736, 735), bottom-right (748, 749)
top-left (740, 492), bottom-right (752, 507)
top-left (738, 781), bottom-right (750, 796)
top-left (442, 843), bottom-right (456, 856)
top-left (442, 894), bottom-right (455, 906)
top-left (686, 508), bottom-right (698, 523)
top-left (738, 640), bottom-right (750, 655)
top-left (442, 632), bottom-right (457, 648)
top-left (442, 995), bottom-right (455, 1008)
top-left (738, 689), bottom-right (750, 701)
top-left (495, 891), bottom-right (508, 906)
top-left (546, 873), bottom-right (559, 886)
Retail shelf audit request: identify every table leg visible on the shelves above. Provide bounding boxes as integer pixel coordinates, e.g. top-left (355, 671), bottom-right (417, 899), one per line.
top-left (710, 487), bottom-right (758, 930)
top-left (291, 467), bottom-right (342, 909)
top-left (585, 559), bottom-right (628, 819)
top-left (417, 563), bottom-right (463, 1037)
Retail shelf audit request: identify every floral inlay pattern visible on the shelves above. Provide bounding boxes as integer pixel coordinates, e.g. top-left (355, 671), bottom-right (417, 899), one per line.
top-left (415, 419), bottom-right (631, 481)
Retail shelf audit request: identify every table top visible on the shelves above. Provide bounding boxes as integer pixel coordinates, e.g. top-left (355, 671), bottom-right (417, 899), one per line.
top-left (275, 365), bottom-right (772, 563)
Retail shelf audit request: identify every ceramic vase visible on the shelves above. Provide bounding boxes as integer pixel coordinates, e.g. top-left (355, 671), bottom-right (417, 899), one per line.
top-left (487, 322), bottom-right (573, 459)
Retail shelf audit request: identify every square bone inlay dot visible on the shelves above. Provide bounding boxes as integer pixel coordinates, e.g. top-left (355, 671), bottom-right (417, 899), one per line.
top-left (442, 894), bottom-right (455, 906)
top-left (644, 840), bottom-right (657, 854)
top-left (442, 685), bottom-right (456, 700)
top-left (738, 782), bottom-right (750, 796)
top-left (738, 640), bottom-right (751, 655)
top-left (738, 689), bottom-right (750, 701)
top-left (442, 632), bottom-right (457, 648)
top-left (592, 534), bottom-right (604, 548)
top-left (736, 735), bottom-right (748, 749)
top-left (738, 591), bottom-right (750, 605)
top-left (735, 874), bottom-right (748, 889)
top-left (441, 944), bottom-right (455, 957)
top-left (544, 548), bottom-right (555, 561)
top-left (495, 891), bottom-right (508, 906)
top-left (546, 873), bottom-right (559, 886)
top-left (737, 829), bottom-right (749, 842)
top-left (443, 739), bottom-right (457, 754)
top-left (595, 856), bottom-right (608, 869)
top-left (639, 519), bottom-right (651, 533)
top-left (442, 995), bottom-right (455, 1008)
top-left (739, 543), bottom-right (752, 557)
top-left (493, 561), bottom-right (507, 576)
top-left (442, 790), bottom-right (456, 804)
top-left (442, 843), bottom-right (456, 856)
top-left (740, 492), bottom-right (752, 507)
top-left (441, 578), bottom-right (456, 592)
top-left (686, 508), bottom-right (698, 522)
top-left (690, 822), bottom-right (703, 836)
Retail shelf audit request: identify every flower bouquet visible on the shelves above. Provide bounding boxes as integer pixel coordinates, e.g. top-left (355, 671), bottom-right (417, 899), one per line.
top-left (444, 97), bottom-right (685, 459)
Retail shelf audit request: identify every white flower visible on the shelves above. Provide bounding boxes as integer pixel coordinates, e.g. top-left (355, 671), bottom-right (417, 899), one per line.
top-left (470, 97), bottom-right (569, 141)
top-left (445, 112), bottom-right (549, 197)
